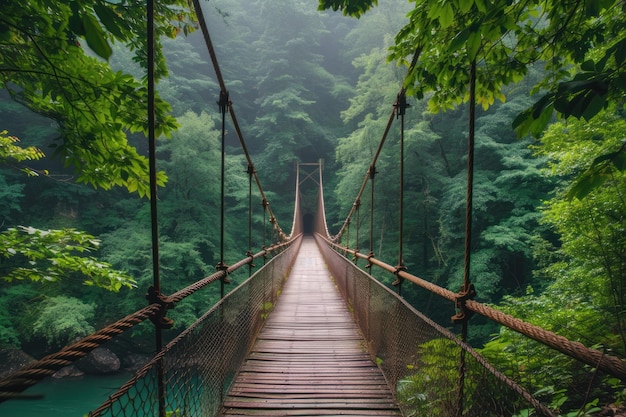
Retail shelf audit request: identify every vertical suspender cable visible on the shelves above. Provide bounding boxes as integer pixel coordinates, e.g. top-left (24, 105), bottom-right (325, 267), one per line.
top-left (146, 1), bottom-right (165, 417)
top-left (395, 90), bottom-right (408, 295)
top-left (463, 60), bottom-right (477, 324)
top-left (355, 200), bottom-right (360, 253)
top-left (368, 165), bottom-right (376, 260)
top-left (247, 164), bottom-right (254, 276)
top-left (218, 91), bottom-right (230, 298)
top-left (457, 59), bottom-right (477, 417)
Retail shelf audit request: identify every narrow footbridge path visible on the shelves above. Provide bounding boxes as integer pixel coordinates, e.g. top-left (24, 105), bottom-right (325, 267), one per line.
top-left (221, 237), bottom-right (401, 416)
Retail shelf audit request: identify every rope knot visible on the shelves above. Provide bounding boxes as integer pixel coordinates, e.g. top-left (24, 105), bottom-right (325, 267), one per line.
top-left (365, 251), bottom-right (375, 269)
top-left (452, 284), bottom-right (476, 324)
top-left (146, 286), bottom-right (175, 329)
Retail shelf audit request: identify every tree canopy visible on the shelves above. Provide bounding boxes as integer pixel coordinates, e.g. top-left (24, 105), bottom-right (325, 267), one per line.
top-left (320, 0), bottom-right (626, 139)
top-left (0, 0), bottom-right (196, 196)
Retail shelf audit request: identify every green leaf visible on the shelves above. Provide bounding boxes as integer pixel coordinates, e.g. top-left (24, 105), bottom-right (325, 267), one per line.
top-left (585, 0), bottom-right (601, 17)
top-left (580, 59), bottom-right (595, 72)
top-left (439, 3), bottom-right (455, 28)
top-left (93, 3), bottom-right (128, 41)
top-left (566, 170), bottom-right (609, 200)
top-left (459, 0), bottom-right (473, 13)
top-left (581, 93), bottom-right (606, 121)
top-left (614, 38), bottom-right (626, 67)
top-left (612, 149), bottom-right (626, 171)
top-left (81, 14), bottom-right (112, 60)
top-left (467, 30), bottom-right (482, 60)
top-left (474, 0), bottom-right (487, 12)
top-left (449, 27), bottom-right (471, 53)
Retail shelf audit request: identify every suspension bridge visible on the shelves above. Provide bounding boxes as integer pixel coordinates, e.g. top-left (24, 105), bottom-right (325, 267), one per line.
top-left (1, 2), bottom-right (626, 417)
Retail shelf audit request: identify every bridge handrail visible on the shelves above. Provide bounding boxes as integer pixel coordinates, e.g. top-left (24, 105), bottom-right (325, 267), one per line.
top-left (89, 234), bottom-right (303, 417)
top-left (0, 238), bottom-right (298, 402)
top-left (317, 233), bottom-right (626, 382)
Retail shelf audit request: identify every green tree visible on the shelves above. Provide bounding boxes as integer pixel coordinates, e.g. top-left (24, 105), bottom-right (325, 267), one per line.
top-left (32, 295), bottom-right (95, 347)
top-left (0, 0), bottom-right (195, 195)
top-left (0, 130), bottom-right (136, 291)
top-left (534, 110), bottom-right (626, 354)
top-left (0, 226), bottom-right (136, 291)
top-left (320, 0), bottom-right (626, 166)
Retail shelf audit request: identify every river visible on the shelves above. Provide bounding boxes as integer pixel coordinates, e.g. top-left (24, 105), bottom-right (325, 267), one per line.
top-left (0, 373), bottom-right (131, 417)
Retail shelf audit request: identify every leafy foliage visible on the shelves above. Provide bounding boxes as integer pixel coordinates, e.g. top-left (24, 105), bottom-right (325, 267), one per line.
top-left (533, 111), bottom-right (626, 354)
top-left (32, 295), bottom-right (95, 347)
top-left (397, 338), bottom-right (460, 416)
top-left (318, 0), bottom-right (378, 17)
top-left (0, 226), bottom-right (136, 291)
top-left (0, 0), bottom-right (195, 196)
top-left (0, 130), bottom-right (45, 177)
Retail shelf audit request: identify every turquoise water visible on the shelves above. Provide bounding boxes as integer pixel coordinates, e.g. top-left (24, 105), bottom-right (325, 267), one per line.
top-left (0, 373), bottom-right (131, 417)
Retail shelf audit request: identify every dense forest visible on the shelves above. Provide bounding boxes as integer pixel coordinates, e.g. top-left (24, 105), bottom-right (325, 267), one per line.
top-left (1, 0), bottom-right (625, 414)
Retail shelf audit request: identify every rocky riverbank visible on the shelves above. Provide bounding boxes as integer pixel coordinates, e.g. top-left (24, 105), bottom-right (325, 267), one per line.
top-left (0, 347), bottom-right (151, 379)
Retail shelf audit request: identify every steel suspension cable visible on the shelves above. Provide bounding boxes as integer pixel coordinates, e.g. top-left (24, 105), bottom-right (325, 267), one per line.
top-left (190, 0), bottom-right (287, 240)
top-left (247, 163), bottom-right (255, 276)
top-left (333, 49), bottom-right (422, 243)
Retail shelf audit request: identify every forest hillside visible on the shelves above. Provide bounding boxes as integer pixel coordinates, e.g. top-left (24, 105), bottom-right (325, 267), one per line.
top-left (1, 0), bottom-right (625, 413)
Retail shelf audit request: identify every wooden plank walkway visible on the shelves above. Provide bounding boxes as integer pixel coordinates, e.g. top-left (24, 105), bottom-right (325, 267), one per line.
top-left (221, 237), bottom-right (402, 416)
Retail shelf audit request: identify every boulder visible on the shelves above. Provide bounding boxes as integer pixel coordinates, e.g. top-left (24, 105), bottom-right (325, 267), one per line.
top-left (53, 364), bottom-right (84, 378)
top-left (121, 353), bottom-right (151, 372)
top-left (76, 347), bottom-right (120, 375)
top-left (0, 348), bottom-right (35, 379)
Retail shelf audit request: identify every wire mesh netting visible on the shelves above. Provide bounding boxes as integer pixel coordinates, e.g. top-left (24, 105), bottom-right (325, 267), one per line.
top-left (315, 234), bottom-right (555, 417)
top-left (89, 237), bottom-right (301, 417)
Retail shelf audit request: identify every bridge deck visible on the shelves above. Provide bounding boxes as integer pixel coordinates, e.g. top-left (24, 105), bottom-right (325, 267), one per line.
top-left (220, 237), bottom-right (402, 416)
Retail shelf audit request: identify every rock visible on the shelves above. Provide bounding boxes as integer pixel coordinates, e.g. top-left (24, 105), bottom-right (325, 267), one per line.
top-left (76, 347), bottom-right (120, 375)
top-left (121, 353), bottom-right (151, 372)
top-left (52, 364), bottom-right (84, 378)
top-left (0, 348), bottom-right (35, 379)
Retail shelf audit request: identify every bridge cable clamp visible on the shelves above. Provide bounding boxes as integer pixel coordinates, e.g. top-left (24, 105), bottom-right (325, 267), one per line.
top-left (246, 250), bottom-right (256, 268)
top-left (392, 263), bottom-right (407, 287)
top-left (216, 261), bottom-right (230, 284)
top-left (452, 283), bottom-right (476, 324)
top-left (146, 286), bottom-right (175, 329)
top-left (217, 90), bottom-right (230, 115)
top-left (394, 90), bottom-right (410, 118)
top-left (351, 248), bottom-right (359, 264)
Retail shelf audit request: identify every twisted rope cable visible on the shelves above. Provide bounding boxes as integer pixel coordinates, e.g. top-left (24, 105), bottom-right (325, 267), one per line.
top-left (320, 234), bottom-right (626, 381)
top-left (0, 303), bottom-right (162, 401)
top-left (190, 0), bottom-right (286, 240)
top-left (0, 239), bottom-right (298, 401)
top-left (89, 237), bottom-right (302, 417)
top-left (333, 49), bottom-right (422, 243)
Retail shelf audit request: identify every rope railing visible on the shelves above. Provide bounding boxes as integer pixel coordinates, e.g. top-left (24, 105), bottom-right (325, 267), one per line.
top-left (315, 232), bottom-right (557, 417)
top-left (317, 41), bottom-right (626, 413)
top-left (318, 234), bottom-right (626, 381)
top-left (0, 240), bottom-right (294, 402)
top-left (89, 234), bottom-right (303, 417)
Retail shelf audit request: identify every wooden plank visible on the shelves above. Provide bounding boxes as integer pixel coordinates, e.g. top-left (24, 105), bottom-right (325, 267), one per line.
top-left (219, 237), bottom-right (402, 416)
